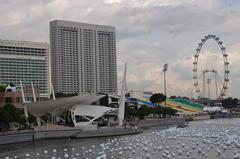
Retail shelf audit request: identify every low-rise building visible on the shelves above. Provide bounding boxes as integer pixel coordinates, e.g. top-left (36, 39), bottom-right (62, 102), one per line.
top-left (0, 85), bottom-right (40, 108)
top-left (128, 90), bottom-right (153, 99)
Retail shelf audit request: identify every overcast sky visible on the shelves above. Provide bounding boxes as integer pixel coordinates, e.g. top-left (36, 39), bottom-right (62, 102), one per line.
top-left (0, 0), bottom-right (240, 98)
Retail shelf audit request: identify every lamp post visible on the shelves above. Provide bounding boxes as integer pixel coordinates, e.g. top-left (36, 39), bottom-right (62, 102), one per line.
top-left (163, 64), bottom-right (168, 107)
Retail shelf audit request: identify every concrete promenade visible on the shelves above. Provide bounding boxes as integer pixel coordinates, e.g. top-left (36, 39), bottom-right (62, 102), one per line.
top-left (0, 126), bottom-right (142, 145)
top-left (71, 127), bottom-right (142, 138)
top-left (0, 117), bottom-right (185, 145)
top-left (0, 128), bottom-right (82, 145)
top-left (137, 117), bottom-right (185, 128)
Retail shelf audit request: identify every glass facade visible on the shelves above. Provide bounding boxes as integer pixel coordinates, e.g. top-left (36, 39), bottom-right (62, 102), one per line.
top-left (0, 40), bottom-right (50, 97)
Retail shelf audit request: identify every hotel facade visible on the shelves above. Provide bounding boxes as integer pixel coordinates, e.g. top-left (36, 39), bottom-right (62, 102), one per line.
top-left (50, 20), bottom-right (117, 94)
top-left (0, 39), bottom-right (50, 97)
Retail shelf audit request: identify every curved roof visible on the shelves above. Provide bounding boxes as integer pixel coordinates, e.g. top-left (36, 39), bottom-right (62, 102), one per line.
top-left (26, 93), bottom-right (105, 117)
top-left (73, 105), bottom-right (114, 117)
top-left (71, 105), bottom-right (116, 127)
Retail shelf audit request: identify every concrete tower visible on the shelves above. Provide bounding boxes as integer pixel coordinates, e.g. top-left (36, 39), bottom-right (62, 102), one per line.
top-left (50, 20), bottom-right (117, 94)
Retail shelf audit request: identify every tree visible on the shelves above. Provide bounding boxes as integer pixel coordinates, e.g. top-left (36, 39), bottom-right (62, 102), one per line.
top-left (222, 97), bottom-right (239, 108)
top-left (125, 103), bottom-right (138, 120)
top-left (137, 105), bottom-right (151, 119)
top-left (0, 84), bottom-right (7, 92)
top-left (2, 104), bottom-right (26, 124)
top-left (0, 109), bottom-right (12, 124)
top-left (0, 104), bottom-right (36, 130)
top-left (9, 83), bottom-right (15, 87)
top-left (150, 93), bottom-right (166, 105)
top-left (53, 92), bottom-right (79, 98)
top-left (165, 107), bottom-right (178, 116)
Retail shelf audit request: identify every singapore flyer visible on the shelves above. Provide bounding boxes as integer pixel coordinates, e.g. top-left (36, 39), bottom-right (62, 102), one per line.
top-left (193, 34), bottom-right (229, 99)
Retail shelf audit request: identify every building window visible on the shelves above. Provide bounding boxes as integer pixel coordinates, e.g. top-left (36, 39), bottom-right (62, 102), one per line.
top-left (16, 97), bottom-right (21, 103)
top-left (5, 97), bottom-right (12, 104)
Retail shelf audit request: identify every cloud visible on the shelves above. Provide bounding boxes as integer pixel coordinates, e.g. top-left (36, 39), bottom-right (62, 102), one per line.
top-left (0, 0), bottom-right (240, 98)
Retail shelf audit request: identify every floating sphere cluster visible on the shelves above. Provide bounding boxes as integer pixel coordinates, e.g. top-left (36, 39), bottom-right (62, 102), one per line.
top-left (1, 119), bottom-right (240, 159)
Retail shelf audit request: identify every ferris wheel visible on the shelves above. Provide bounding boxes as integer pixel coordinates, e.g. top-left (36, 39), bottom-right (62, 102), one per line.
top-left (193, 35), bottom-right (230, 99)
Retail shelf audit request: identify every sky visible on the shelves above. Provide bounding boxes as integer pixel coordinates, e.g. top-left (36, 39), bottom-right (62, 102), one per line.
top-left (0, 0), bottom-right (240, 98)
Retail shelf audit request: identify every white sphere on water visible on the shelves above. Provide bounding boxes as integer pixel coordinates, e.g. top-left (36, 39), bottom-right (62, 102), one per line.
top-left (234, 153), bottom-right (240, 159)
top-left (158, 146), bottom-right (162, 151)
top-left (53, 149), bottom-right (57, 153)
top-left (177, 150), bottom-right (182, 155)
top-left (216, 148), bottom-right (221, 155)
top-left (36, 153), bottom-right (40, 156)
top-left (5, 157), bottom-right (10, 159)
top-left (64, 154), bottom-right (69, 158)
top-left (162, 153), bottom-right (167, 158)
top-left (44, 150), bottom-right (48, 154)
top-left (64, 148), bottom-right (68, 152)
top-left (51, 157), bottom-right (56, 159)
top-left (146, 153), bottom-right (150, 159)
top-left (222, 154), bottom-right (226, 159)
top-left (14, 156), bottom-right (18, 159)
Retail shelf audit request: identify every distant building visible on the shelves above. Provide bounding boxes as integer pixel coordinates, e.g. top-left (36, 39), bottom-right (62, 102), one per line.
top-left (0, 39), bottom-right (50, 97)
top-left (129, 90), bottom-right (153, 99)
top-left (0, 85), bottom-right (40, 108)
top-left (50, 20), bottom-right (117, 95)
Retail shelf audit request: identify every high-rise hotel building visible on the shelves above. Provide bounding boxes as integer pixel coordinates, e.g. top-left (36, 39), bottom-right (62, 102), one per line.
top-left (50, 20), bottom-right (117, 94)
top-left (0, 39), bottom-right (50, 97)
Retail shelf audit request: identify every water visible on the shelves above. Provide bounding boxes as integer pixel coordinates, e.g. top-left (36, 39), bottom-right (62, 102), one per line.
top-left (1, 118), bottom-right (240, 159)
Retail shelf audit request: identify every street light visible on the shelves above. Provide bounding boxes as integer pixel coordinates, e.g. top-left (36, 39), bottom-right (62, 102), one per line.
top-left (163, 64), bottom-right (168, 107)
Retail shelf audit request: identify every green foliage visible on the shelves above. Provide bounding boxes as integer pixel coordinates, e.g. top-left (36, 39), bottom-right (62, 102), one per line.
top-left (125, 104), bottom-right (177, 120)
top-left (9, 83), bottom-right (15, 87)
top-left (0, 84), bottom-right (7, 92)
top-left (0, 110), bottom-right (12, 123)
top-left (150, 93), bottom-right (166, 105)
top-left (125, 104), bottom-right (138, 119)
top-left (222, 97), bottom-right (239, 108)
top-left (0, 104), bottom-right (36, 128)
top-left (52, 92), bottom-right (79, 98)
top-left (1, 104), bottom-right (26, 124)
top-left (137, 105), bottom-right (151, 119)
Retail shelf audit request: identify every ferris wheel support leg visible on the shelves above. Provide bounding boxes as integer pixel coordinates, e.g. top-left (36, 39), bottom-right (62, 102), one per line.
top-left (202, 71), bottom-right (205, 98)
top-left (215, 72), bottom-right (218, 99)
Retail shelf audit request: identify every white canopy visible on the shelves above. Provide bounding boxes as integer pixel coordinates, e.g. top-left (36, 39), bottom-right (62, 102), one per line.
top-left (71, 105), bottom-right (116, 127)
top-left (26, 93), bottom-right (105, 117)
